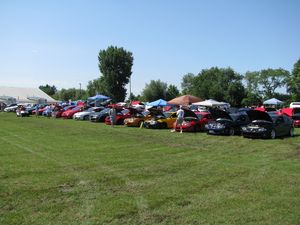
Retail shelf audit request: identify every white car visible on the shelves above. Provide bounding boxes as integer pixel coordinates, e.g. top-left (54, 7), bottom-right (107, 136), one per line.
top-left (4, 104), bottom-right (18, 112)
top-left (73, 107), bottom-right (103, 120)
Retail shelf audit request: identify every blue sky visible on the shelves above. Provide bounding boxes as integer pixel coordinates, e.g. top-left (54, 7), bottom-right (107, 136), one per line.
top-left (0, 0), bottom-right (299, 96)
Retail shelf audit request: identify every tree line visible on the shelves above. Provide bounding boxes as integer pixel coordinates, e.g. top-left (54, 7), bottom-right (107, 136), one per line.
top-left (39, 46), bottom-right (300, 107)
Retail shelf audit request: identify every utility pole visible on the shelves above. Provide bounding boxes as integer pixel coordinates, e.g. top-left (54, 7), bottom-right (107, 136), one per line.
top-left (129, 76), bottom-right (132, 102)
top-left (79, 83), bottom-right (81, 98)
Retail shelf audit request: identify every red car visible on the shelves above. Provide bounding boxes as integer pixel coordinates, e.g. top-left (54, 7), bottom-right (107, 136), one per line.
top-left (105, 108), bottom-right (132, 125)
top-left (61, 106), bottom-right (83, 119)
top-left (32, 105), bottom-right (48, 115)
top-left (174, 109), bottom-right (214, 132)
top-left (281, 107), bottom-right (300, 127)
top-left (54, 105), bottom-right (76, 118)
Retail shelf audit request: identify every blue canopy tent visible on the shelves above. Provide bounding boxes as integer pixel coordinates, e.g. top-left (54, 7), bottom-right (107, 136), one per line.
top-left (88, 94), bottom-right (110, 101)
top-left (88, 94), bottom-right (111, 107)
top-left (263, 98), bottom-right (283, 105)
top-left (147, 99), bottom-right (170, 107)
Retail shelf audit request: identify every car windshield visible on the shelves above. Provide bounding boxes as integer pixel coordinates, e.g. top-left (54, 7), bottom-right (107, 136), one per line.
top-left (268, 113), bottom-right (278, 122)
top-left (64, 106), bottom-right (72, 110)
top-left (100, 108), bottom-right (110, 114)
top-left (197, 114), bottom-right (203, 120)
top-left (119, 109), bottom-right (129, 115)
top-left (73, 107), bottom-right (81, 111)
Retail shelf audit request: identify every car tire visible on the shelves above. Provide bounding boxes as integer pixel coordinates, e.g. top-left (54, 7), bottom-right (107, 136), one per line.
top-left (83, 115), bottom-right (89, 120)
top-left (270, 129), bottom-right (276, 139)
top-left (229, 127), bottom-right (234, 136)
top-left (289, 128), bottom-right (294, 137)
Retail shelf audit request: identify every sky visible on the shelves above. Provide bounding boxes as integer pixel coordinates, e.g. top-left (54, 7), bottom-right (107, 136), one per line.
top-left (0, 0), bottom-right (300, 96)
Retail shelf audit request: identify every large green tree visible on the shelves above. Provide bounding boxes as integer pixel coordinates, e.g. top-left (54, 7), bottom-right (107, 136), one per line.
top-left (181, 73), bottom-right (195, 95)
top-left (287, 59), bottom-right (300, 101)
top-left (166, 84), bottom-right (180, 100)
top-left (141, 80), bottom-right (168, 102)
top-left (39, 84), bottom-right (57, 96)
top-left (258, 68), bottom-right (289, 99)
top-left (98, 46), bottom-right (134, 102)
top-left (186, 67), bottom-right (245, 106)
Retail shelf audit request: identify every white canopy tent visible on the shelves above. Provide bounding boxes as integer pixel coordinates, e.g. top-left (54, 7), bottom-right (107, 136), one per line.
top-left (192, 99), bottom-right (228, 107)
top-left (0, 86), bottom-right (58, 104)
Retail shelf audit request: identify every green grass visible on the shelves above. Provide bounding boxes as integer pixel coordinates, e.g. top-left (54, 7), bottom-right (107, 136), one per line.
top-left (0, 113), bottom-right (300, 225)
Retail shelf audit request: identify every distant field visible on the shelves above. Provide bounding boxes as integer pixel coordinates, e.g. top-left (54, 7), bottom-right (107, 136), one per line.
top-left (0, 113), bottom-right (300, 225)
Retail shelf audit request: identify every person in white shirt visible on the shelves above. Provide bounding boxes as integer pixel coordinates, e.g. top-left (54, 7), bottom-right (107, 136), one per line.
top-left (171, 105), bottom-right (185, 133)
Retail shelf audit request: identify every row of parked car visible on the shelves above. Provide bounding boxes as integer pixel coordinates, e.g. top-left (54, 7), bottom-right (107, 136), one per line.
top-left (4, 102), bottom-right (299, 140)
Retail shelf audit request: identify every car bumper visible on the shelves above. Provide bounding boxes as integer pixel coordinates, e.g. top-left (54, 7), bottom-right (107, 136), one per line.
top-left (207, 128), bottom-right (227, 135)
top-left (242, 130), bottom-right (269, 138)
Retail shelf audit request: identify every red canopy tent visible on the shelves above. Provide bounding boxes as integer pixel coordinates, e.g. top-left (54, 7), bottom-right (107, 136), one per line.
top-left (168, 95), bottom-right (202, 106)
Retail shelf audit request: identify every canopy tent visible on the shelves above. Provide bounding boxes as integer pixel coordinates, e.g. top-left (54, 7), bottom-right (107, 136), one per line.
top-left (0, 86), bottom-right (58, 103)
top-left (192, 99), bottom-right (226, 107)
top-left (88, 94), bottom-right (110, 101)
top-left (27, 96), bottom-right (48, 104)
top-left (167, 95), bottom-right (202, 106)
top-left (147, 99), bottom-right (169, 107)
top-left (0, 95), bottom-right (16, 104)
top-left (263, 98), bottom-right (283, 105)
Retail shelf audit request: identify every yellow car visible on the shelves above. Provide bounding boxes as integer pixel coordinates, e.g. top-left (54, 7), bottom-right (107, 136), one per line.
top-left (124, 108), bottom-right (153, 127)
top-left (144, 108), bottom-right (177, 129)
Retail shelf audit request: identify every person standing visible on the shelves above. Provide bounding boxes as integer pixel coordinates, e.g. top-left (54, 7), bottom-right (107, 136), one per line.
top-left (172, 105), bottom-right (185, 133)
top-left (109, 105), bottom-right (117, 127)
top-left (35, 104), bottom-right (39, 117)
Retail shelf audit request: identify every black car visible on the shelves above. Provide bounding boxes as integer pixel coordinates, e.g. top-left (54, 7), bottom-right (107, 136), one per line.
top-left (242, 110), bottom-right (294, 139)
top-left (205, 108), bottom-right (250, 135)
top-left (89, 108), bottom-right (110, 122)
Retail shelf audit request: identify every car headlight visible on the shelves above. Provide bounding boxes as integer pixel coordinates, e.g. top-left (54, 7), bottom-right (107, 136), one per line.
top-left (150, 120), bottom-right (157, 125)
top-left (257, 127), bottom-right (266, 132)
top-left (241, 126), bottom-right (247, 131)
top-left (216, 123), bottom-right (225, 129)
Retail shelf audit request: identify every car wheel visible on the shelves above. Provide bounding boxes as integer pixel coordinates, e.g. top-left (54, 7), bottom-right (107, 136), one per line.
top-left (289, 127), bottom-right (294, 137)
top-left (270, 129), bottom-right (276, 139)
top-left (83, 115), bottom-right (89, 120)
top-left (229, 127), bottom-right (234, 136)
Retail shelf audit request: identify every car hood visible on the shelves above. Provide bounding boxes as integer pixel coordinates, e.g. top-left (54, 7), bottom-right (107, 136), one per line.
top-left (247, 110), bottom-right (272, 122)
top-left (183, 109), bottom-right (198, 118)
top-left (74, 111), bottom-right (90, 116)
top-left (148, 108), bottom-right (165, 117)
top-left (209, 108), bottom-right (232, 120)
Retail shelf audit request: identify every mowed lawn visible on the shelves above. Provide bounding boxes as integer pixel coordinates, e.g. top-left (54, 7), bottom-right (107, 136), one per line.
top-left (0, 113), bottom-right (300, 225)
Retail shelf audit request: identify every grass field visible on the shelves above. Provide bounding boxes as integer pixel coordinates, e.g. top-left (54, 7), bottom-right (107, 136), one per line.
top-left (0, 113), bottom-right (300, 225)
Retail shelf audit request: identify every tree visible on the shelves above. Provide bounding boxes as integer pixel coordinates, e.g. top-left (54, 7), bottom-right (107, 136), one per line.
top-left (244, 71), bottom-right (260, 95)
top-left (189, 67), bottom-right (245, 106)
top-left (86, 77), bottom-right (108, 97)
top-left (53, 88), bottom-right (86, 101)
top-left (181, 73), bottom-right (195, 95)
top-left (141, 80), bottom-right (168, 102)
top-left (98, 46), bottom-right (133, 102)
top-left (166, 84), bottom-right (180, 100)
top-left (39, 84), bottom-right (57, 96)
top-left (258, 68), bottom-right (289, 99)
top-left (287, 59), bottom-right (300, 101)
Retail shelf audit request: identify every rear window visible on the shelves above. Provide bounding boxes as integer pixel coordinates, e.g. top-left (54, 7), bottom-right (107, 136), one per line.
top-left (294, 108), bottom-right (300, 114)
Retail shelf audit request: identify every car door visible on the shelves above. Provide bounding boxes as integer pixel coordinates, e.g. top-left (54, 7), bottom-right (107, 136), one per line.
top-left (274, 116), bottom-right (285, 136)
